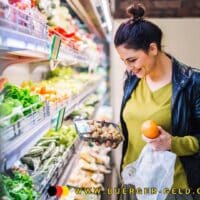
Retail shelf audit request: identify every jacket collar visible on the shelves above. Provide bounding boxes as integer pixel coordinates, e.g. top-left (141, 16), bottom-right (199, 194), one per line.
top-left (171, 56), bottom-right (192, 108)
top-left (121, 73), bottom-right (139, 107)
top-left (172, 56), bottom-right (192, 89)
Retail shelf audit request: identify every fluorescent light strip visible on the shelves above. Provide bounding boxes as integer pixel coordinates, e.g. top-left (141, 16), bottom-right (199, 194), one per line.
top-left (101, 0), bottom-right (112, 32)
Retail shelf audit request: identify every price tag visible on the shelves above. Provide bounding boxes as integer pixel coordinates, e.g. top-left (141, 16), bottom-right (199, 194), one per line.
top-left (54, 108), bottom-right (66, 131)
top-left (74, 120), bottom-right (91, 134)
top-left (49, 35), bottom-right (61, 70)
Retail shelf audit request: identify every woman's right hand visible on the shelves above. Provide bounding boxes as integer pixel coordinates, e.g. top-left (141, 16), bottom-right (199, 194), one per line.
top-left (142, 126), bottom-right (172, 151)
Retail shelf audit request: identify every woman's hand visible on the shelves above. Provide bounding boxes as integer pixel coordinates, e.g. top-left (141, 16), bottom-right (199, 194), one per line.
top-left (142, 126), bottom-right (172, 151)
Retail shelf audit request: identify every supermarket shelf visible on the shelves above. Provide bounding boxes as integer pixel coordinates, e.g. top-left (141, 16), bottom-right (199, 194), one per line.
top-left (66, 0), bottom-right (112, 40)
top-left (57, 143), bottom-right (102, 200)
top-left (38, 137), bottom-right (81, 200)
top-left (0, 117), bottom-right (51, 171)
top-left (49, 79), bottom-right (102, 118)
top-left (64, 81), bottom-right (101, 117)
top-left (0, 27), bottom-right (50, 73)
top-left (0, 1), bottom-right (90, 69)
top-left (57, 95), bottom-right (103, 186)
top-left (91, 92), bottom-right (107, 120)
top-left (38, 92), bottom-right (103, 198)
top-left (0, 27), bottom-right (50, 57)
top-left (0, 79), bottom-right (101, 173)
top-left (101, 167), bottom-right (119, 200)
top-left (59, 44), bottom-right (89, 67)
top-left (0, 1), bottom-right (49, 63)
top-left (57, 152), bottom-right (79, 186)
top-left (0, 26), bottom-right (88, 69)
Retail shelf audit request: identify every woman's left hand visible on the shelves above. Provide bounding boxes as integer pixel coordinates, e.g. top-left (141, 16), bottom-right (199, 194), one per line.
top-left (142, 126), bottom-right (172, 151)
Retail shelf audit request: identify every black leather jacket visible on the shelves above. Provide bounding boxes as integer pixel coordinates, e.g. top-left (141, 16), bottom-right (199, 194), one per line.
top-left (120, 56), bottom-right (200, 191)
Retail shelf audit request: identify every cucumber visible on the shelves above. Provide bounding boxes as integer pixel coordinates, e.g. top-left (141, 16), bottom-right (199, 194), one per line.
top-left (37, 139), bottom-right (57, 147)
top-left (59, 144), bottom-right (65, 154)
top-left (40, 136), bottom-right (60, 141)
top-left (32, 157), bottom-right (41, 171)
top-left (21, 156), bottom-right (41, 171)
top-left (24, 147), bottom-right (44, 157)
top-left (51, 146), bottom-right (60, 157)
top-left (40, 157), bottom-right (57, 171)
top-left (41, 142), bottom-right (56, 161)
top-left (21, 157), bottom-right (34, 169)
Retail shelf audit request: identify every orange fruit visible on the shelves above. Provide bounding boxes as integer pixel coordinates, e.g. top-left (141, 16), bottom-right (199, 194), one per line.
top-left (141, 120), bottom-right (160, 139)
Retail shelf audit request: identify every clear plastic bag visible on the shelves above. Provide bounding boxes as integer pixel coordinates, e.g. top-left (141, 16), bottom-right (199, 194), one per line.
top-left (121, 144), bottom-right (176, 200)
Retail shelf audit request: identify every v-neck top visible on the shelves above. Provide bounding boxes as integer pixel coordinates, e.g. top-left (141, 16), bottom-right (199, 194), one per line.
top-left (122, 78), bottom-right (189, 188)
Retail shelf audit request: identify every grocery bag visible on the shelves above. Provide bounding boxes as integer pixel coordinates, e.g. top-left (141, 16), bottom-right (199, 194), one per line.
top-left (121, 144), bottom-right (176, 200)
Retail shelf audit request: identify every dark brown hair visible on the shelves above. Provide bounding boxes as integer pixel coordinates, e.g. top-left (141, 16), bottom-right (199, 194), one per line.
top-left (114, 3), bottom-right (163, 51)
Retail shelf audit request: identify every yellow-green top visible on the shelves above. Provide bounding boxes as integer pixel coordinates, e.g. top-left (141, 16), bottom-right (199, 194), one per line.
top-left (123, 78), bottom-right (199, 188)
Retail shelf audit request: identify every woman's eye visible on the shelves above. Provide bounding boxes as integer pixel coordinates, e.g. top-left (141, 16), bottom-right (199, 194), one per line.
top-left (127, 59), bottom-right (136, 64)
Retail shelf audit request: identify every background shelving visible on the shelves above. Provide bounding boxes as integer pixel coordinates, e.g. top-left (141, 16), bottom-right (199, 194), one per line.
top-left (0, 0), bottom-right (113, 199)
top-left (0, 78), bottom-right (102, 170)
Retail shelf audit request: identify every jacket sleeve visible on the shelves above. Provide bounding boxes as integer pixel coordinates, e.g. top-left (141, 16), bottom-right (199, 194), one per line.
top-left (171, 72), bottom-right (200, 156)
top-left (191, 73), bottom-right (200, 145)
top-left (171, 136), bottom-right (199, 156)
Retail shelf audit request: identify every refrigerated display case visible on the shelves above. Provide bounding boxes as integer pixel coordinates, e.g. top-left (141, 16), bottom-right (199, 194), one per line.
top-left (0, 0), bottom-right (115, 199)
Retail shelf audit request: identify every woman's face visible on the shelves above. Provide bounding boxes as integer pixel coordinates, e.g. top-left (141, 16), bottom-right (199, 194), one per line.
top-left (116, 44), bottom-right (157, 78)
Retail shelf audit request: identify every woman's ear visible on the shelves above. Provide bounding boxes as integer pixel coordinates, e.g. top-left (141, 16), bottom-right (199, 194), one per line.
top-left (148, 43), bottom-right (158, 56)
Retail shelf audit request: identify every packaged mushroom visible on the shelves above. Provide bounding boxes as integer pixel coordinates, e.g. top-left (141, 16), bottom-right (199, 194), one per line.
top-left (74, 119), bottom-right (124, 145)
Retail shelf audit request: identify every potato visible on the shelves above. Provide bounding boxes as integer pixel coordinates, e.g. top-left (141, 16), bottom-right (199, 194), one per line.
top-left (97, 127), bottom-right (102, 133)
top-left (88, 120), bottom-right (94, 125)
top-left (92, 131), bottom-right (99, 138)
top-left (101, 131), bottom-right (108, 137)
top-left (115, 134), bottom-right (122, 141)
top-left (90, 125), bottom-right (95, 132)
top-left (102, 127), bottom-right (107, 132)
top-left (97, 123), bottom-right (102, 128)
top-left (108, 124), bottom-right (113, 129)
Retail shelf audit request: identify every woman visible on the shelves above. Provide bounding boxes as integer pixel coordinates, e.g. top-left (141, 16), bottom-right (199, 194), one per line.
top-left (114, 3), bottom-right (200, 200)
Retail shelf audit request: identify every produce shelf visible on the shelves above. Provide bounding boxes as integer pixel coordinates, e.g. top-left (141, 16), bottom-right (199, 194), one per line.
top-left (0, 0), bottom-right (90, 66)
top-left (57, 145), bottom-right (102, 200)
top-left (0, 102), bottom-right (50, 170)
top-left (36, 137), bottom-right (81, 200)
top-left (56, 94), bottom-right (104, 186)
top-left (0, 0), bottom-right (49, 57)
top-left (40, 95), bottom-right (102, 199)
top-left (0, 79), bottom-right (101, 172)
top-left (64, 80), bottom-right (102, 117)
top-left (49, 79), bottom-right (102, 118)
top-left (0, 119), bottom-right (51, 171)
top-left (0, 27), bottom-right (50, 57)
top-left (59, 43), bottom-right (89, 66)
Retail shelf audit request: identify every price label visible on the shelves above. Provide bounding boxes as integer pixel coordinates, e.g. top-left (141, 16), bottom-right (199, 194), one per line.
top-left (74, 120), bottom-right (91, 134)
top-left (49, 35), bottom-right (61, 70)
top-left (54, 108), bottom-right (66, 131)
